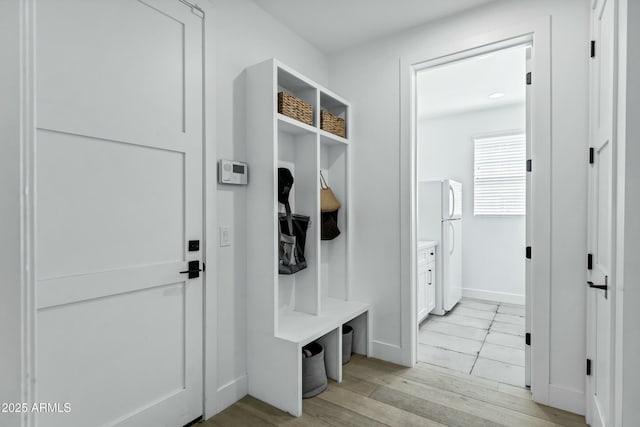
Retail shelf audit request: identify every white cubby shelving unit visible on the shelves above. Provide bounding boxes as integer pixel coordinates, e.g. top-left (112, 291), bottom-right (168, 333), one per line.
top-left (245, 59), bottom-right (369, 416)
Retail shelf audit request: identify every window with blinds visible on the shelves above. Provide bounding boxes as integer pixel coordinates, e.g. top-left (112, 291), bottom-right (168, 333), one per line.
top-left (473, 133), bottom-right (526, 216)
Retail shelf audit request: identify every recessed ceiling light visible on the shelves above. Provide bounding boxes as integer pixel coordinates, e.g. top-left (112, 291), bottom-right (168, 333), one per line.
top-left (489, 92), bottom-right (505, 99)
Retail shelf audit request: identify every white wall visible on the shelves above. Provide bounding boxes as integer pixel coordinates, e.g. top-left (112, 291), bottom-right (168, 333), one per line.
top-left (618, 0), bottom-right (640, 424)
top-left (328, 0), bottom-right (589, 412)
top-left (0, 1), bottom-right (24, 426)
top-left (207, 0), bottom-right (328, 414)
top-left (418, 105), bottom-right (526, 304)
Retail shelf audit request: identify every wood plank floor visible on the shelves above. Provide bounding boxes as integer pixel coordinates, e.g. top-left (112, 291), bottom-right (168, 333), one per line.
top-left (204, 355), bottom-right (587, 427)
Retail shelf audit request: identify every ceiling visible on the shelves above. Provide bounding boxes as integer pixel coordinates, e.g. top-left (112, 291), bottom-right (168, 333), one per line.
top-left (417, 44), bottom-right (527, 119)
top-left (252, 0), bottom-right (498, 54)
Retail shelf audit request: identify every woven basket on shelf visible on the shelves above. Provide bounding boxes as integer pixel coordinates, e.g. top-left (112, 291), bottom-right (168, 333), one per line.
top-left (320, 110), bottom-right (346, 138)
top-left (278, 92), bottom-right (313, 126)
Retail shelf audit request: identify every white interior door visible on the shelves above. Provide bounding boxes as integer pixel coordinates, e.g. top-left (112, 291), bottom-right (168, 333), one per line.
top-left (587, 0), bottom-right (615, 425)
top-left (35, 1), bottom-right (204, 426)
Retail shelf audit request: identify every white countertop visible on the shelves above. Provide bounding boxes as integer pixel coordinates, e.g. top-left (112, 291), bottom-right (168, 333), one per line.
top-left (418, 240), bottom-right (438, 250)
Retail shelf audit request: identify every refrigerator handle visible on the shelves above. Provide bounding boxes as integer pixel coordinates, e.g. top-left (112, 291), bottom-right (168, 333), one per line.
top-left (449, 185), bottom-right (455, 219)
top-left (448, 221), bottom-right (455, 255)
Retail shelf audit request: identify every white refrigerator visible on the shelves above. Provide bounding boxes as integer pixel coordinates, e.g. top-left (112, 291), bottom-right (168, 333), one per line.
top-left (418, 179), bottom-right (462, 315)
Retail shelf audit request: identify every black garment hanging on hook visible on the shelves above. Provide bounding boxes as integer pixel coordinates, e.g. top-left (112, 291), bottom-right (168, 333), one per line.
top-left (278, 167), bottom-right (309, 274)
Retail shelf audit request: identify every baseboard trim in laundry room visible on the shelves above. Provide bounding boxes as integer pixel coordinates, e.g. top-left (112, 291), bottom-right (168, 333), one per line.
top-left (462, 288), bottom-right (525, 306)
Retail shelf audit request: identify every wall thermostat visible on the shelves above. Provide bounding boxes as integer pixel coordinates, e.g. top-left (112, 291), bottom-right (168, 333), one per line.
top-left (218, 159), bottom-right (248, 185)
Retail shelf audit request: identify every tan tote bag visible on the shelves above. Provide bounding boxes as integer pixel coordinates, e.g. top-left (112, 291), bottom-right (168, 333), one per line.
top-left (320, 172), bottom-right (340, 212)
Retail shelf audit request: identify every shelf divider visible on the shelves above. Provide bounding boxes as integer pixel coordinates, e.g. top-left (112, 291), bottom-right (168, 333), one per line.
top-left (278, 113), bottom-right (318, 135)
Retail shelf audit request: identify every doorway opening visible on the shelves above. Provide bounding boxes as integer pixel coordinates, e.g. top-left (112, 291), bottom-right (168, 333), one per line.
top-left (414, 43), bottom-right (530, 388)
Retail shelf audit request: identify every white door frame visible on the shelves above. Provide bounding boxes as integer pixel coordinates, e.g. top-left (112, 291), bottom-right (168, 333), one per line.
top-left (18, 3), bottom-right (39, 426)
top-left (16, 0), bottom-right (219, 425)
top-left (200, 1), bottom-right (221, 421)
top-left (400, 16), bottom-right (553, 404)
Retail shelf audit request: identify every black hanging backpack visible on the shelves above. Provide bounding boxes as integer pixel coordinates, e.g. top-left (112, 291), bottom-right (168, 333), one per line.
top-left (278, 168), bottom-right (310, 274)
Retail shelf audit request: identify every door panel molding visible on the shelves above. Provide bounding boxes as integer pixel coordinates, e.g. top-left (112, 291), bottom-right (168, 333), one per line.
top-left (37, 261), bottom-right (186, 309)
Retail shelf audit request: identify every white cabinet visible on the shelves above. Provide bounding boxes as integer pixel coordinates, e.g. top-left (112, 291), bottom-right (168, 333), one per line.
top-left (417, 264), bottom-right (429, 322)
top-left (427, 256), bottom-right (436, 313)
top-left (418, 241), bottom-right (437, 323)
top-left (245, 59), bottom-right (368, 417)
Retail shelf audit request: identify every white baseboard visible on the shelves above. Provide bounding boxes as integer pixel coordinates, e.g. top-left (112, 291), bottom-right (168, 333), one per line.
top-left (548, 384), bottom-right (585, 415)
top-left (462, 288), bottom-right (525, 305)
top-left (370, 340), bottom-right (407, 366)
top-left (214, 374), bottom-right (248, 414)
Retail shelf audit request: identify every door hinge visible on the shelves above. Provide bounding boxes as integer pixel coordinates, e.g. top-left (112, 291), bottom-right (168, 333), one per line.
top-left (525, 333), bottom-right (531, 346)
top-left (526, 72), bottom-right (532, 85)
top-left (590, 40), bottom-right (596, 58)
top-left (526, 159), bottom-right (532, 172)
top-left (587, 253), bottom-right (593, 270)
top-left (525, 246), bottom-right (532, 259)
top-left (202, 262), bottom-right (206, 272)
top-left (586, 358), bottom-right (592, 376)
top-left (589, 147), bottom-right (595, 164)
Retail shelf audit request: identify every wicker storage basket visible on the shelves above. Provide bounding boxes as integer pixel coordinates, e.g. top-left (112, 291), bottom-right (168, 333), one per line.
top-left (320, 110), bottom-right (346, 138)
top-left (278, 92), bottom-right (313, 126)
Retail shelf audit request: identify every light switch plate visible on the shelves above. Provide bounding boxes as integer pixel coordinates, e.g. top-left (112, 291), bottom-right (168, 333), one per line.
top-left (219, 226), bottom-right (232, 247)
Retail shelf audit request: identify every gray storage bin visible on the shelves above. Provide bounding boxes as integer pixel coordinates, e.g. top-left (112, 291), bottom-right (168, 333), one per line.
top-left (342, 324), bottom-right (353, 365)
top-left (302, 342), bottom-right (327, 398)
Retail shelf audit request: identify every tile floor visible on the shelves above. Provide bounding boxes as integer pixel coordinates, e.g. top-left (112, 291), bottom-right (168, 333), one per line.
top-left (418, 298), bottom-right (526, 387)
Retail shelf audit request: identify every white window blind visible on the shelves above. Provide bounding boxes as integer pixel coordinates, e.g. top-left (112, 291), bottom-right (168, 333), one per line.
top-left (473, 133), bottom-right (526, 216)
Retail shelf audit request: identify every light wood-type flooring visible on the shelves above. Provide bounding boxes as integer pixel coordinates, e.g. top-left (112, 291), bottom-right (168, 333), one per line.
top-left (204, 355), bottom-right (587, 427)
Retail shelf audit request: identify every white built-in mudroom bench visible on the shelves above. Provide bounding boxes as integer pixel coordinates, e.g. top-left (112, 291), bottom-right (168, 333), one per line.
top-left (245, 59), bottom-right (370, 416)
